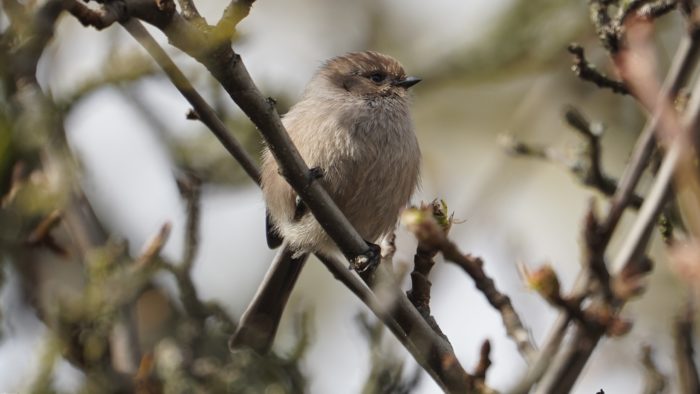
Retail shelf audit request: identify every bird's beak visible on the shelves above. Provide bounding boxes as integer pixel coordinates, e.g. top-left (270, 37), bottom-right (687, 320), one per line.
top-left (393, 76), bottom-right (422, 89)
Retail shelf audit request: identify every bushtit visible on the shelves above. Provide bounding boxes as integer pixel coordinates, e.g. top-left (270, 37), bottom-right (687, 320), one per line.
top-left (231, 51), bottom-right (421, 352)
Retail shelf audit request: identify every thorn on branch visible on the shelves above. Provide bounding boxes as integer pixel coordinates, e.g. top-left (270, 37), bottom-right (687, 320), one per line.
top-left (186, 108), bottom-right (200, 120)
top-left (266, 96), bottom-right (277, 109)
top-left (498, 134), bottom-right (548, 158)
top-left (567, 43), bottom-right (630, 94)
top-left (1, 161), bottom-right (26, 207)
top-left (135, 222), bottom-right (172, 268)
top-left (26, 209), bottom-right (68, 256)
top-left (472, 339), bottom-right (492, 383)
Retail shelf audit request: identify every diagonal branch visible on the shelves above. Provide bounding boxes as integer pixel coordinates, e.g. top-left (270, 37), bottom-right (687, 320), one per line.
top-left (317, 254), bottom-right (479, 393)
top-left (119, 19), bottom-right (261, 184)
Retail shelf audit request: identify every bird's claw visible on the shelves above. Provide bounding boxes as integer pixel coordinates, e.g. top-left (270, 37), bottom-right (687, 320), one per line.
top-left (349, 242), bottom-right (381, 274)
top-left (308, 166), bottom-right (325, 182)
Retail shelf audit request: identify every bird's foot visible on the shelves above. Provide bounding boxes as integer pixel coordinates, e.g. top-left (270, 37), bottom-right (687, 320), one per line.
top-left (308, 166), bottom-right (325, 182)
top-left (277, 166), bottom-right (324, 182)
top-left (349, 242), bottom-right (381, 274)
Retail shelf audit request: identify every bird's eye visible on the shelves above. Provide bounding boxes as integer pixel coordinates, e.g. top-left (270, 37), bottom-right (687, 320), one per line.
top-left (368, 72), bottom-right (386, 84)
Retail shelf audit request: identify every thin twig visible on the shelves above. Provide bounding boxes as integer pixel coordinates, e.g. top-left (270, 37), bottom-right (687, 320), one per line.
top-left (675, 296), bottom-right (700, 394)
top-left (499, 127), bottom-right (644, 209)
top-left (582, 202), bottom-right (614, 301)
top-left (26, 209), bottom-right (67, 255)
top-left (179, 174), bottom-right (201, 273)
top-left (563, 106), bottom-right (614, 196)
top-left (641, 345), bottom-right (666, 394)
top-left (134, 223), bottom-right (172, 268)
top-left (213, 0), bottom-right (255, 41)
top-left (473, 340), bottom-right (492, 383)
top-left (450, 255), bottom-right (535, 362)
top-left (567, 43), bottom-right (629, 94)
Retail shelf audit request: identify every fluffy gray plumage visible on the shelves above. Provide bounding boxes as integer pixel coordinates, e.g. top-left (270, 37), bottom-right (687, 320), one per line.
top-left (261, 51), bottom-right (421, 256)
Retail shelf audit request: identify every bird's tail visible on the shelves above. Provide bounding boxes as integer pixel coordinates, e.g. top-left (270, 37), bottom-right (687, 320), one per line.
top-left (229, 242), bottom-right (309, 353)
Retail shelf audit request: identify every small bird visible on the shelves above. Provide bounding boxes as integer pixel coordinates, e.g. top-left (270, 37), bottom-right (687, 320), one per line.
top-left (262, 50), bottom-right (421, 256)
top-left (231, 51), bottom-right (421, 352)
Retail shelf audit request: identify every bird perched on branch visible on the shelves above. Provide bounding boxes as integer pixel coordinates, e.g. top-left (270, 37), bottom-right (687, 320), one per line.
top-left (231, 51), bottom-right (421, 353)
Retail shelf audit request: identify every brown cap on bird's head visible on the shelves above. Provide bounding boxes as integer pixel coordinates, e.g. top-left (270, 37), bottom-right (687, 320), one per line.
top-left (315, 51), bottom-right (421, 97)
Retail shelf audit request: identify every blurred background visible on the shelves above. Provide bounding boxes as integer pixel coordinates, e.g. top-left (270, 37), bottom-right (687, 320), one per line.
top-left (0, 0), bottom-right (693, 392)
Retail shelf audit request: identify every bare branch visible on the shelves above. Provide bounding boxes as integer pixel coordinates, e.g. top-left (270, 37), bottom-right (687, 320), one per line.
top-left (406, 200), bottom-right (452, 339)
top-left (567, 43), bottom-right (629, 94)
top-left (582, 202), bottom-right (614, 301)
top-left (403, 207), bottom-right (536, 362)
top-left (120, 19), bottom-right (261, 184)
top-left (600, 24), bottom-right (700, 238)
top-left (536, 18), bottom-right (700, 394)
top-left (500, 111), bottom-right (646, 209)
